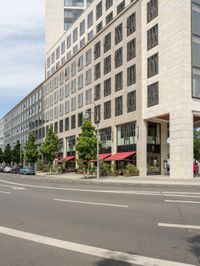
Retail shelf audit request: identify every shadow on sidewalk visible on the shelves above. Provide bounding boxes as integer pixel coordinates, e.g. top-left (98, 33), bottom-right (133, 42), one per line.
top-left (94, 258), bottom-right (131, 266)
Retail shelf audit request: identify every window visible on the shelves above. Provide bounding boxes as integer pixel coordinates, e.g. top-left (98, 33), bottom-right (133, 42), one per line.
top-left (127, 91), bottom-right (136, 112)
top-left (65, 67), bottom-right (70, 81)
top-left (80, 19), bottom-right (85, 36)
top-left (96, 1), bottom-right (102, 20)
top-left (71, 97), bottom-right (76, 111)
top-left (54, 122), bottom-right (58, 134)
top-left (96, 21), bottom-right (103, 33)
top-left (147, 24), bottom-right (158, 50)
top-left (104, 55), bottom-right (111, 74)
top-left (56, 47), bottom-right (60, 59)
top-left (115, 23), bottom-right (123, 45)
top-left (78, 93), bottom-right (83, 108)
top-left (78, 55), bottom-right (83, 71)
top-left (117, 1), bottom-right (125, 15)
top-left (85, 88), bottom-right (92, 105)
top-left (192, 3), bottom-right (200, 36)
top-left (193, 68), bottom-right (200, 98)
top-left (94, 105), bottom-right (101, 123)
top-left (51, 52), bottom-right (55, 64)
top-left (71, 61), bottom-right (76, 76)
top-left (115, 96), bottom-right (123, 116)
top-left (73, 45), bottom-right (78, 54)
top-left (104, 78), bottom-right (111, 96)
top-left (104, 101), bottom-right (111, 119)
top-left (86, 69), bottom-right (92, 85)
top-left (86, 48), bottom-right (92, 66)
top-left (127, 65), bottom-right (136, 86)
top-left (88, 30), bottom-right (93, 40)
top-left (115, 72), bottom-right (123, 91)
top-left (127, 13), bottom-right (136, 36)
top-left (80, 38), bottom-right (85, 48)
top-left (94, 84), bottom-right (101, 101)
top-left (147, 53), bottom-right (159, 78)
top-left (117, 122), bottom-right (136, 148)
top-left (106, 12), bottom-right (113, 24)
top-left (65, 117), bottom-right (69, 131)
top-left (192, 36), bottom-right (200, 68)
top-left (94, 62), bottom-right (101, 80)
top-left (71, 79), bottom-right (76, 94)
top-left (67, 35), bottom-right (71, 48)
top-left (106, 0), bottom-right (113, 10)
top-left (65, 100), bottom-right (70, 114)
top-left (87, 11), bottom-right (93, 28)
top-left (147, 0), bottom-right (158, 23)
top-left (71, 115), bottom-right (76, 129)
top-left (65, 84), bottom-right (70, 98)
top-left (104, 33), bottom-right (111, 53)
top-left (78, 74), bottom-right (83, 90)
top-left (78, 112), bottom-right (83, 127)
top-left (115, 48), bottom-right (123, 68)
top-left (73, 28), bottom-right (78, 42)
top-left (148, 82), bottom-right (159, 107)
top-left (127, 39), bottom-right (136, 61)
top-left (59, 120), bottom-right (63, 133)
top-left (94, 41), bottom-right (101, 60)
top-left (61, 41), bottom-right (65, 54)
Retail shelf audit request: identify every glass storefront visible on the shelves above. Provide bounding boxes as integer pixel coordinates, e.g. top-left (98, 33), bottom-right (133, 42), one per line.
top-left (147, 122), bottom-right (161, 175)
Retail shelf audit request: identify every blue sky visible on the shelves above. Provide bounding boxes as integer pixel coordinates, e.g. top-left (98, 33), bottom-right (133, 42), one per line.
top-left (0, 0), bottom-right (45, 118)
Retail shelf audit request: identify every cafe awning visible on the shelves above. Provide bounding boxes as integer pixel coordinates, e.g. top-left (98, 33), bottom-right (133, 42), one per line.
top-left (105, 152), bottom-right (136, 161)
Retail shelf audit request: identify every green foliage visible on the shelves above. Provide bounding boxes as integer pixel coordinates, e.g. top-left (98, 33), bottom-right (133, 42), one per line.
top-left (100, 162), bottom-right (111, 176)
top-left (36, 159), bottom-right (45, 171)
top-left (40, 128), bottom-right (59, 164)
top-left (194, 129), bottom-right (200, 161)
top-left (24, 133), bottom-right (38, 164)
top-left (12, 141), bottom-right (20, 164)
top-left (0, 148), bottom-right (3, 163)
top-left (124, 163), bottom-right (139, 174)
top-left (3, 144), bottom-right (12, 164)
top-left (76, 120), bottom-right (97, 162)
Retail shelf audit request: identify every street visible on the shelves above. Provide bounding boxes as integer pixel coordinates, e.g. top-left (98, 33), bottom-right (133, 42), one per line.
top-left (0, 173), bottom-right (199, 266)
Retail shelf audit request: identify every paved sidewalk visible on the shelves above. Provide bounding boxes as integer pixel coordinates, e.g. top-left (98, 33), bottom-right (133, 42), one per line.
top-left (35, 172), bottom-right (200, 186)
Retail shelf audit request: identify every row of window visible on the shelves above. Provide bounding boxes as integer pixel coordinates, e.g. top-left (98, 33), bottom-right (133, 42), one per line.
top-left (47, 8), bottom-right (135, 70)
top-left (45, 91), bottom-right (136, 125)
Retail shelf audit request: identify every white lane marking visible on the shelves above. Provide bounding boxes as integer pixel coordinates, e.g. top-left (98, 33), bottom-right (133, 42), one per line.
top-left (158, 223), bottom-right (200, 230)
top-left (0, 191), bottom-right (11, 194)
top-left (163, 194), bottom-right (200, 199)
top-left (0, 179), bottom-right (161, 196)
top-left (12, 187), bottom-right (25, 190)
top-left (165, 200), bottom-right (200, 204)
top-left (163, 191), bottom-right (200, 195)
top-left (54, 199), bottom-right (128, 208)
top-left (0, 226), bottom-right (195, 266)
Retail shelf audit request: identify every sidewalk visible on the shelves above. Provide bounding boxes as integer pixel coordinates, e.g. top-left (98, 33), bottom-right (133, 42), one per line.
top-left (35, 172), bottom-right (200, 186)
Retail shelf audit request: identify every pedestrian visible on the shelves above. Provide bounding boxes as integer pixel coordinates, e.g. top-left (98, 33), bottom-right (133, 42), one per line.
top-left (193, 161), bottom-right (197, 177)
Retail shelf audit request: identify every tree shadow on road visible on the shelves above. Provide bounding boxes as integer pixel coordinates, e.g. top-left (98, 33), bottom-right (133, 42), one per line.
top-left (94, 258), bottom-right (131, 266)
top-left (187, 235), bottom-right (200, 264)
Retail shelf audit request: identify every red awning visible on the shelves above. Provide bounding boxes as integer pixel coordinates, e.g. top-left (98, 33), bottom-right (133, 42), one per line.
top-left (63, 156), bottom-right (75, 161)
top-left (105, 152), bottom-right (136, 161)
top-left (90, 153), bottom-right (111, 162)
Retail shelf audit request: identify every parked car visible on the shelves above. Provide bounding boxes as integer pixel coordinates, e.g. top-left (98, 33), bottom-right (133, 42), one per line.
top-left (3, 166), bottom-right (12, 173)
top-left (10, 165), bottom-right (20, 174)
top-left (19, 166), bottom-right (35, 175)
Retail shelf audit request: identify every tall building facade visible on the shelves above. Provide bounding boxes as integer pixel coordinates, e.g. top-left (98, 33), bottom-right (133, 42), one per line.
top-left (45, 0), bottom-right (93, 54)
top-left (1, 0), bottom-right (200, 179)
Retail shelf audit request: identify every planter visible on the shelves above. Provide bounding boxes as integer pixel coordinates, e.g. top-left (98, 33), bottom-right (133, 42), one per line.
top-left (123, 172), bottom-right (139, 177)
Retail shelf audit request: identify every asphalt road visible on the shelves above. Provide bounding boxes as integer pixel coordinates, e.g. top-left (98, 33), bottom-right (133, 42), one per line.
top-left (0, 173), bottom-right (200, 266)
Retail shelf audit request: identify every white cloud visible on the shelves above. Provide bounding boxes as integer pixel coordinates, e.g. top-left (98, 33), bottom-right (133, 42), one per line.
top-left (0, 0), bottom-right (45, 118)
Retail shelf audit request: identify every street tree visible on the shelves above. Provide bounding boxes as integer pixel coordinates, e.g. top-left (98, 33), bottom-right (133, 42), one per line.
top-left (24, 133), bottom-right (38, 165)
top-left (0, 148), bottom-right (3, 163)
top-left (3, 144), bottom-right (12, 164)
top-left (12, 140), bottom-right (21, 164)
top-left (76, 120), bottom-right (97, 175)
top-left (40, 128), bottom-right (59, 166)
top-left (194, 129), bottom-right (200, 161)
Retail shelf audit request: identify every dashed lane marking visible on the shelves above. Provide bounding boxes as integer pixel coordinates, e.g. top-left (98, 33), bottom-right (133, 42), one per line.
top-left (158, 223), bottom-right (200, 230)
top-left (0, 226), bottom-right (195, 266)
top-left (165, 199), bottom-right (200, 204)
top-left (0, 191), bottom-right (11, 194)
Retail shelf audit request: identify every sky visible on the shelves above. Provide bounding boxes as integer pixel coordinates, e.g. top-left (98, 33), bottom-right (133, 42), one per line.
top-left (0, 0), bottom-right (45, 118)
